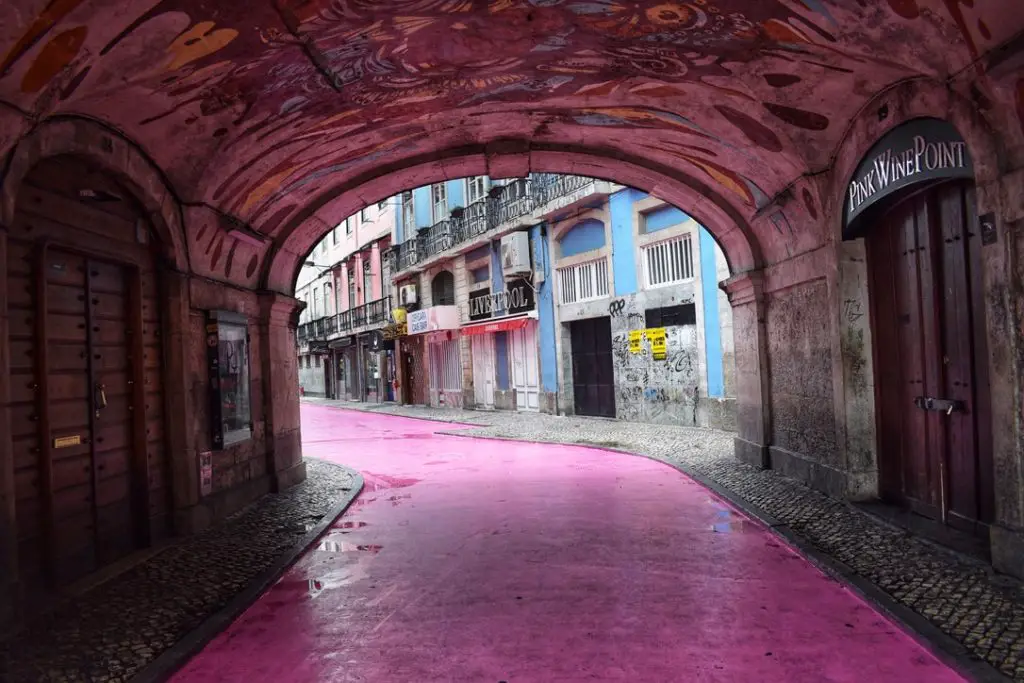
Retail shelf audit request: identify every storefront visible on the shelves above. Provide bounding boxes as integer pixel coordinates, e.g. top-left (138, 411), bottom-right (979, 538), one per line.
top-left (462, 278), bottom-right (540, 412)
top-left (327, 336), bottom-right (358, 401)
top-left (842, 117), bottom-right (991, 535)
top-left (408, 305), bottom-right (462, 408)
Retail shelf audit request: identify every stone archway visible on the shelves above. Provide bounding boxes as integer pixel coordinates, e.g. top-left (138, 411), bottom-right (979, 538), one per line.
top-left (0, 117), bottom-right (190, 274)
top-left (263, 145), bottom-right (764, 295)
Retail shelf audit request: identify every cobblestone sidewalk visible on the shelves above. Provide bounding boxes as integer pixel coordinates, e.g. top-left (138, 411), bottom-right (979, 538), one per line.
top-left (0, 459), bottom-right (358, 683)
top-left (312, 399), bottom-right (1024, 681)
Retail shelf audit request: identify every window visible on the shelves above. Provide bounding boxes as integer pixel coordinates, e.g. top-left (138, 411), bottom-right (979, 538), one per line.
top-left (315, 355), bottom-right (321, 368)
top-left (467, 176), bottom-right (487, 204)
top-left (431, 270), bottom-right (455, 306)
top-left (345, 216), bottom-right (353, 234)
top-left (402, 191), bottom-right (415, 230)
top-left (557, 258), bottom-right (609, 304)
top-left (361, 207), bottom-right (372, 222)
top-left (323, 283), bottom-right (333, 316)
top-left (348, 270), bottom-right (356, 308)
top-left (381, 250), bottom-right (391, 294)
top-left (332, 227), bottom-right (338, 245)
top-left (305, 355), bottom-right (311, 369)
top-left (363, 258), bottom-right (373, 301)
top-left (429, 338), bottom-right (461, 392)
top-left (206, 311), bottom-right (251, 448)
top-left (312, 288), bottom-right (322, 318)
top-left (646, 303), bottom-right (696, 328)
top-left (431, 183), bottom-right (448, 223)
top-left (642, 233), bottom-right (694, 289)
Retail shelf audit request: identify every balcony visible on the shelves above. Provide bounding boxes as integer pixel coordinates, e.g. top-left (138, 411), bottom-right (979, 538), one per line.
top-left (297, 295), bottom-right (393, 345)
top-left (385, 174), bottom-right (612, 275)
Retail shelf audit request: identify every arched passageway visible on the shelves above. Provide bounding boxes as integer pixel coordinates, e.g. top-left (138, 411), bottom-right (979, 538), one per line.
top-left (2, 2), bottom-right (1024, 627)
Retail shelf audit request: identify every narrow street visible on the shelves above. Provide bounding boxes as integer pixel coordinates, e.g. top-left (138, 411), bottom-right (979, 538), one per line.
top-left (170, 404), bottom-right (964, 682)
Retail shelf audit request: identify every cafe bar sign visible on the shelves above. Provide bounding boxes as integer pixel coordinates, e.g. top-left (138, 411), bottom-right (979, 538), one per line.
top-left (844, 118), bottom-right (973, 235)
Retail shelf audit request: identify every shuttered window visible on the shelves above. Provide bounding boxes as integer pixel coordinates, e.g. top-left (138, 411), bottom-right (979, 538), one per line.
top-left (557, 258), bottom-right (609, 304)
top-left (429, 338), bottom-right (461, 392)
top-left (642, 233), bottom-right (694, 289)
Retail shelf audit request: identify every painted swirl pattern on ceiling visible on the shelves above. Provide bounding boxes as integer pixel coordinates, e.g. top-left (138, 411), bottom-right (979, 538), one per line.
top-left (0, 0), bottom-right (1018, 241)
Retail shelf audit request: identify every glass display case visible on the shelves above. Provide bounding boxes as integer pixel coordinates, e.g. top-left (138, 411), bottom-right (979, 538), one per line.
top-left (205, 311), bottom-right (252, 449)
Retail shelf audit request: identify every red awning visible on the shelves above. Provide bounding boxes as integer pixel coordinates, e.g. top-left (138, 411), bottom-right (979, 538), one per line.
top-left (461, 315), bottom-right (532, 337)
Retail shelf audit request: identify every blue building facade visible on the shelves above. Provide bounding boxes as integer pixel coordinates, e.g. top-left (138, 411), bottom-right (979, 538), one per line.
top-left (386, 176), bottom-right (735, 429)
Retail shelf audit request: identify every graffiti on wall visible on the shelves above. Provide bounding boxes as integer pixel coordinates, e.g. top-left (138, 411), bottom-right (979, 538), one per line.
top-left (608, 294), bottom-right (700, 426)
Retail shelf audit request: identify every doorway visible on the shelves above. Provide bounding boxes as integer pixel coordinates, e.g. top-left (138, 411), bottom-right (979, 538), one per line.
top-left (509, 322), bottom-right (540, 411)
top-left (867, 180), bottom-right (993, 534)
top-left (7, 156), bottom-right (169, 589)
top-left (569, 316), bottom-right (615, 418)
top-left (472, 335), bottom-right (496, 409)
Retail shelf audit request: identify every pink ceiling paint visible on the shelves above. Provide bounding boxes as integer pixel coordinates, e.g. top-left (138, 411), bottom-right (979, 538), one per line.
top-left (171, 405), bottom-right (967, 683)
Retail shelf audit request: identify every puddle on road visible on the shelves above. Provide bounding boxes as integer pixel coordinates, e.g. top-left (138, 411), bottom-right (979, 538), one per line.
top-left (707, 498), bottom-right (756, 533)
top-left (361, 473), bottom-right (421, 491)
top-left (316, 540), bottom-right (384, 553)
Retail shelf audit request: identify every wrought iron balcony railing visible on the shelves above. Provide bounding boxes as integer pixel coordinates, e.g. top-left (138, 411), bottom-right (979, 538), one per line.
top-left (384, 174), bottom-right (599, 274)
top-left (296, 295), bottom-right (393, 345)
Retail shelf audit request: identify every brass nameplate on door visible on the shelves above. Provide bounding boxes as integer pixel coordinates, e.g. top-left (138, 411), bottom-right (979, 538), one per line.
top-left (53, 435), bottom-right (82, 448)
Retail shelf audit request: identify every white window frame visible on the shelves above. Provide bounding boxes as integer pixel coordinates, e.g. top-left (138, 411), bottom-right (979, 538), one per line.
top-left (431, 183), bottom-right (448, 223)
top-left (556, 257), bottom-right (609, 304)
top-left (466, 176), bottom-right (487, 204)
top-left (402, 191), bottom-right (415, 230)
top-left (641, 232), bottom-right (694, 290)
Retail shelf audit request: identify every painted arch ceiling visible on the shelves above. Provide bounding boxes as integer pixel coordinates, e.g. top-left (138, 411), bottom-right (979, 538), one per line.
top-left (2, 0), bottom-right (1022, 247)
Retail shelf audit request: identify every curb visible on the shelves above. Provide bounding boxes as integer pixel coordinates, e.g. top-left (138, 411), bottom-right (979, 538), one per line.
top-left (439, 430), bottom-right (1009, 683)
top-left (130, 464), bottom-right (365, 683)
top-left (316, 402), bottom-right (482, 429)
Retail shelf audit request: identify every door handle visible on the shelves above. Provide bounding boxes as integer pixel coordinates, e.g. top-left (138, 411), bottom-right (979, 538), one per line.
top-left (914, 396), bottom-right (964, 414)
top-left (95, 383), bottom-right (107, 418)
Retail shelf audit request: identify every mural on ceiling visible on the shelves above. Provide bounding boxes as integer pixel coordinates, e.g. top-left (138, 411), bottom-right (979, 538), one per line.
top-left (0, 0), bottom-right (1014, 239)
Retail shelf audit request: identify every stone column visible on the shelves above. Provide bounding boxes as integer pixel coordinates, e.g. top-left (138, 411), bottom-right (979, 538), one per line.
top-left (353, 252), bottom-right (365, 305)
top-left (162, 270), bottom-right (201, 534)
top-left (0, 224), bottom-right (16, 626)
top-left (985, 172), bottom-right (1024, 578)
top-left (370, 242), bottom-right (382, 300)
top-left (722, 271), bottom-right (772, 469)
top-left (339, 262), bottom-right (350, 311)
top-left (257, 292), bottom-right (306, 492)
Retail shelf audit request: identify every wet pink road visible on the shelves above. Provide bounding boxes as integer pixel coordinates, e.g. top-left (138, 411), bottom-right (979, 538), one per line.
top-left (173, 405), bottom-right (964, 683)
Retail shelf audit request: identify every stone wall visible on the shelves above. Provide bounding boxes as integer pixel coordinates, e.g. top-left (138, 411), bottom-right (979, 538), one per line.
top-left (765, 280), bottom-right (841, 495)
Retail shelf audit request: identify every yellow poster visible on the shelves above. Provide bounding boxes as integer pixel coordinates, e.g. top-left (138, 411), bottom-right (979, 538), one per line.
top-left (648, 327), bottom-right (667, 360)
top-left (628, 330), bottom-right (643, 354)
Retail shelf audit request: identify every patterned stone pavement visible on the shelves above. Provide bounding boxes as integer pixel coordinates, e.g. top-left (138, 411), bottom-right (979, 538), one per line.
top-left (308, 399), bottom-right (1024, 681)
top-left (0, 459), bottom-right (358, 683)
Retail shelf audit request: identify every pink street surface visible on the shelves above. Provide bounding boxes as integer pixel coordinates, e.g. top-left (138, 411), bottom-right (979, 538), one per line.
top-left (172, 405), bottom-right (965, 683)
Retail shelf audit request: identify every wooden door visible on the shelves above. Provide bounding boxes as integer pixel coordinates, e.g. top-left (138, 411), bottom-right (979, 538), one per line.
top-left (7, 156), bottom-right (168, 590)
top-left (510, 323), bottom-right (540, 412)
top-left (867, 181), bottom-right (992, 532)
top-left (570, 317), bottom-right (615, 418)
top-left (472, 335), bottom-right (495, 408)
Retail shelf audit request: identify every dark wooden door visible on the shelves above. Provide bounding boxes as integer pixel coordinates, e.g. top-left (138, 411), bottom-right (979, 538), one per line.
top-left (7, 156), bottom-right (168, 590)
top-left (570, 316), bottom-right (615, 418)
top-left (868, 181), bottom-right (993, 532)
